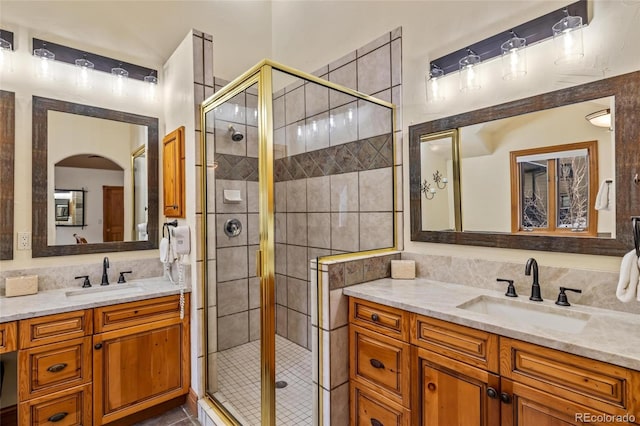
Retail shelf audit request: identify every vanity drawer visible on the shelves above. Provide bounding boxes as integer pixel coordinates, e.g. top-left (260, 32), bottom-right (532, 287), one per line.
top-left (350, 298), bottom-right (409, 341)
top-left (0, 321), bottom-right (17, 353)
top-left (19, 310), bottom-right (92, 349)
top-left (350, 324), bottom-right (410, 407)
top-left (19, 336), bottom-right (92, 400)
top-left (351, 382), bottom-right (411, 426)
top-left (411, 314), bottom-right (499, 374)
top-left (500, 337), bottom-right (640, 418)
top-left (94, 294), bottom-right (183, 332)
top-left (19, 383), bottom-right (92, 426)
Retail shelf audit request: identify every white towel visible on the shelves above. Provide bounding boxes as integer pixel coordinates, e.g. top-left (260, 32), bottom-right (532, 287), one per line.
top-left (616, 249), bottom-right (640, 302)
top-left (595, 180), bottom-right (611, 210)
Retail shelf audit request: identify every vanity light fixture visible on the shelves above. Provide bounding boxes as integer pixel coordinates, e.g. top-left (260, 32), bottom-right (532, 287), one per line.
top-left (552, 8), bottom-right (584, 64)
top-left (433, 170), bottom-right (448, 190)
top-left (459, 48), bottom-right (481, 92)
top-left (424, 0), bottom-right (587, 100)
top-left (585, 109), bottom-right (611, 129)
top-left (75, 55), bottom-right (95, 89)
top-left (425, 63), bottom-right (445, 103)
top-left (144, 71), bottom-right (158, 101)
top-left (501, 31), bottom-right (527, 80)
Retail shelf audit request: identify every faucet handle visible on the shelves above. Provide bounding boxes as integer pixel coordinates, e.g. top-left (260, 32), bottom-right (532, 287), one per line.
top-left (118, 271), bottom-right (133, 283)
top-left (497, 278), bottom-right (517, 297)
top-left (555, 287), bottom-right (582, 306)
top-left (75, 275), bottom-right (91, 288)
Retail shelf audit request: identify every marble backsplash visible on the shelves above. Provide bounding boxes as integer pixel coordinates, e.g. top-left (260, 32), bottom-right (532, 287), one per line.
top-left (401, 252), bottom-right (640, 315)
top-left (0, 257), bottom-right (174, 293)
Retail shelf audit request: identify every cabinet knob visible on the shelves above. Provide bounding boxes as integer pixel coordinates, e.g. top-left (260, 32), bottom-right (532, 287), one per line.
top-left (371, 419), bottom-right (383, 426)
top-left (369, 359), bottom-right (385, 369)
top-left (486, 387), bottom-right (498, 399)
top-left (371, 313), bottom-right (379, 322)
top-left (94, 343), bottom-right (103, 350)
top-left (47, 363), bottom-right (68, 373)
top-left (500, 392), bottom-right (512, 404)
top-left (427, 382), bottom-right (437, 392)
top-left (48, 412), bottom-right (68, 422)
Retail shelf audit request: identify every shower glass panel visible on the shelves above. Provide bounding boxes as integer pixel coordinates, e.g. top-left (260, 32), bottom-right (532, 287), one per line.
top-left (201, 61), bottom-right (396, 426)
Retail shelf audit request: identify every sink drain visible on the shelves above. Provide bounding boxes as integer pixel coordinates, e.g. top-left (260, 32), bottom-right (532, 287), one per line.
top-left (275, 380), bottom-right (288, 389)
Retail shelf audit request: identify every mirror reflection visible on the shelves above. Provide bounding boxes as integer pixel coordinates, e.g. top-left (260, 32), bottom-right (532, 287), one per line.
top-left (47, 111), bottom-right (148, 246)
top-left (420, 97), bottom-right (615, 239)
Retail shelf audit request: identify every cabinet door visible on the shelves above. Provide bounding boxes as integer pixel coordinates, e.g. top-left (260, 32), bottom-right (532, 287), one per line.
top-left (501, 379), bottom-right (624, 426)
top-left (417, 347), bottom-right (500, 426)
top-left (93, 320), bottom-right (189, 425)
top-left (162, 126), bottom-right (185, 217)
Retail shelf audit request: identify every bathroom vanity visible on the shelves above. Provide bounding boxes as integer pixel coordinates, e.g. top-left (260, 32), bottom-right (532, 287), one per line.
top-left (346, 279), bottom-right (640, 426)
top-left (0, 280), bottom-right (190, 425)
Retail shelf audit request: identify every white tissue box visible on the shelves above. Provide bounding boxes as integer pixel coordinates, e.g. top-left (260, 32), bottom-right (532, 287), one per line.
top-left (5, 275), bottom-right (39, 297)
top-left (391, 260), bottom-right (415, 280)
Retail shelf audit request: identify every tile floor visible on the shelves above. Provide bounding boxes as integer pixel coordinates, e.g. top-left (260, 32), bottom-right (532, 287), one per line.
top-left (134, 405), bottom-right (200, 425)
top-left (212, 335), bottom-right (313, 425)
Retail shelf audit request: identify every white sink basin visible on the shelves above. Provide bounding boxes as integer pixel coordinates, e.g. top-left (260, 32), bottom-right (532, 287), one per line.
top-left (65, 283), bottom-right (143, 299)
top-left (457, 295), bottom-right (591, 334)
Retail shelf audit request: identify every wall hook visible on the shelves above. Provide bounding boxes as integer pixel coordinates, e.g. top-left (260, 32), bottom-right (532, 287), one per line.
top-left (634, 173), bottom-right (639, 185)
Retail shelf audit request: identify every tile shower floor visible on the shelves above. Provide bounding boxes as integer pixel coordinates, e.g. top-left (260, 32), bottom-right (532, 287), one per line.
top-left (213, 335), bottom-right (312, 425)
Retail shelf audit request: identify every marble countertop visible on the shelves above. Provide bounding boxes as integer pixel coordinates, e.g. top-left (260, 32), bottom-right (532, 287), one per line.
top-left (0, 277), bottom-right (190, 323)
top-left (343, 278), bottom-right (640, 371)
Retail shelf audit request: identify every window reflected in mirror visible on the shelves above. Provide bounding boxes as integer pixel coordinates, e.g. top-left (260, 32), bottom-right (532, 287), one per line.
top-left (510, 141), bottom-right (598, 236)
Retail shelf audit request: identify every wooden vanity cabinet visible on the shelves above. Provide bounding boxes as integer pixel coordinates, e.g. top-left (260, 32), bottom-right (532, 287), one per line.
top-left (14, 294), bottom-right (190, 426)
top-left (93, 295), bottom-right (190, 425)
top-left (348, 297), bottom-right (640, 426)
top-left (0, 321), bottom-right (17, 353)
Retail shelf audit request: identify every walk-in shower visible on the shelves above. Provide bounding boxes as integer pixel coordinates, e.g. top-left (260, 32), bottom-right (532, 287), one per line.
top-left (200, 60), bottom-right (396, 425)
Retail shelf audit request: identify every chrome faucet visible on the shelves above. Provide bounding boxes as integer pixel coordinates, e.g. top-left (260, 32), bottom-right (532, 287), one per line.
top-left (524, 257), bottom-right (543, 301)
top-left (101, 257), bottom-right (110, 286)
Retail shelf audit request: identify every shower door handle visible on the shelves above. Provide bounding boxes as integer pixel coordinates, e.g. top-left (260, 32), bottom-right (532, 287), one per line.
top-left (256, 250), bottom-right (262, 278)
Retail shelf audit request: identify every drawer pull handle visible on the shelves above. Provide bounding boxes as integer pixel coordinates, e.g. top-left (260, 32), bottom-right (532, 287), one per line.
top-left (47, 363), bottom-right (68, 373)
top-left (500, 392), bottom-right (512, 404)
top-left (371, 313), bottom-right (379, 322)
top-left (427, 382), bottom-right (436, 392)
top-left (48, 412), bottom-right (68, 422)
top-left (371, 419), bottom-right (383, 426)
top-left (369, 359), bottom-right (385, 369)
top-left (94, 343), bottom-right (103, 350)
top-left (487, 387), bottom-right (498, 399)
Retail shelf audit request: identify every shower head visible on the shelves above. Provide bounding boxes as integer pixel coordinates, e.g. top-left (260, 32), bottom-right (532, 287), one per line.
top-left (228, 125), bottom-right (244, 142)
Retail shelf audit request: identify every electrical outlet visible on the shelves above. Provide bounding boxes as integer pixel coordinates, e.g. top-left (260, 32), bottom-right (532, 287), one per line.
top-left (17, 232), bottom-right (31, 250)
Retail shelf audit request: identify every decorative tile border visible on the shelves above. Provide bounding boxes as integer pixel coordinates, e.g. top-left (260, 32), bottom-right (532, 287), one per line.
top-left (214, 153), bottom-right (259, 181)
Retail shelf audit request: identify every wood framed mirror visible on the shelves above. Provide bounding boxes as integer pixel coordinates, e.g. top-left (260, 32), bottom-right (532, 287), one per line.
top-left (0, 90), bottom-right (15, 260)
top-left (409, 71), bottom-right (640, 256)
top-left (32, 96), bottom-right (159, 257)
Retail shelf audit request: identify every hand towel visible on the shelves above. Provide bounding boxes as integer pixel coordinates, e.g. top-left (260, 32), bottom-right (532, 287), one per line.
top-left (595, 180), bottom-right (611, 210)
top-left (616, 249), bottom-right (640, 302)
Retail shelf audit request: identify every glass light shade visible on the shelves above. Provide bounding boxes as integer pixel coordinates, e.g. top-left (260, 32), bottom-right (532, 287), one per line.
top-left (0, 38), bottom-right (13, 71)
top-left (459, 52), bottom-right (481, 92)
top-left (144, 74), bottom-right (158, 84)
top-left (111, 66), bottom-right (128, 96)
top-left (33, 47), bottom-right (55, 79)
top-left (552, 15), bottom-right (584, 64)
top-left (501, 36), bottom-right (527, 80)
top-left (144, 74), bottom-right (158, 101)
top-left (75, 58), bottom-right (95, 89)
top-left (585, 109), bottom-right (611, 128)
top-left (426, 66), bottom-right (445, 102)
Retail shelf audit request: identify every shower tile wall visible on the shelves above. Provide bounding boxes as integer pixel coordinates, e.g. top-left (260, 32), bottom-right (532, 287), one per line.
top-left (273, 27), bottom-right (402, 351)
